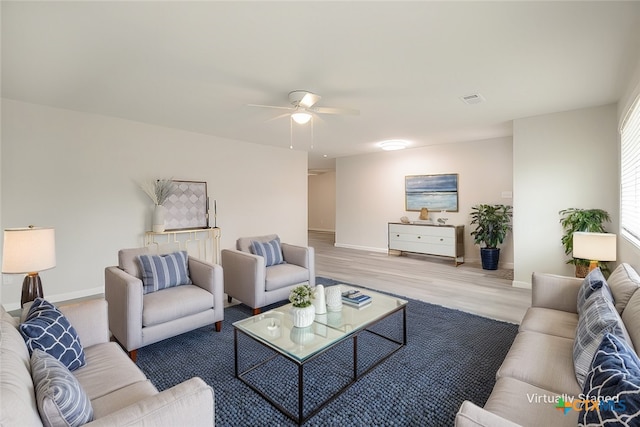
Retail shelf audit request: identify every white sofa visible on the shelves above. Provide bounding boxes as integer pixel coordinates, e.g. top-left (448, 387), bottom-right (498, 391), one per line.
top-left (0, 298), bottom-right (215, 426)
top-left (456, 264), bottom-right (640, 427)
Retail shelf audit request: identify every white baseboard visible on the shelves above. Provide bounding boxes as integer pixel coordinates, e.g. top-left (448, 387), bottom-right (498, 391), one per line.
top-left (308, 228), bottom-right (336, 233)
top-left (334, 242), bottom-right (388, 253)
top-left (512, 280), bottom-right (532, 289)
top-left (3, 286), bottom-right (104, 312)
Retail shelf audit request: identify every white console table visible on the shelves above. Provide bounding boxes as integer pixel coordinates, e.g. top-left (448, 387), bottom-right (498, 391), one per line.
top-left (388, 222), bottom-right (464, 266)
top-left (145, 228), bottom-right (221, 265)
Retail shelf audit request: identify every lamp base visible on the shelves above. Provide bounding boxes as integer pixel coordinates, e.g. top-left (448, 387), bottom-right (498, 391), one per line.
top-left (588, 260), bottom-right (599, 272)
top-left (21, 273), bottom-right (43, 307)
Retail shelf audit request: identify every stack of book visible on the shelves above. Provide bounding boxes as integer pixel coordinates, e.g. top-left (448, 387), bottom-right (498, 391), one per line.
top-left (341, 290), bottom-right (372, 308)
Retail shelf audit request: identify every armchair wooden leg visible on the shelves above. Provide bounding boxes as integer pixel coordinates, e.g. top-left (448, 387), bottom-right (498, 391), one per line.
top-left (227, 295), bottom-right (232, 303)
top-left (252, 308), bottom-right (261, 315)
top-left (214, 321), bottom-right (222, 332)
top-left (129, 349), bottom-right (137, 362)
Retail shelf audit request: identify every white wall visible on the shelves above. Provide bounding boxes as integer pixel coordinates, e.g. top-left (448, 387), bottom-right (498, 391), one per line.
top-left (512, 104), bottom-right (619, 287)
top-left (308, 171), bottom-right (336, 232)
top-left (335, 137), bottom-right (514, 266)
top-left (0, 99), bottom-right (309, 309)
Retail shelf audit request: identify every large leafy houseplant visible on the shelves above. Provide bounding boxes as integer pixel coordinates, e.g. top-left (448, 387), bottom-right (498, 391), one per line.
top-left (470, 204), bottom-right (513, 270)
top-left (559, 208), bottom-right (611, 277)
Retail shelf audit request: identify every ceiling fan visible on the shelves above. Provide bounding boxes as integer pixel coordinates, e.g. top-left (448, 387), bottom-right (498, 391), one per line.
top-left (248, 90), bottom-right (359, 124)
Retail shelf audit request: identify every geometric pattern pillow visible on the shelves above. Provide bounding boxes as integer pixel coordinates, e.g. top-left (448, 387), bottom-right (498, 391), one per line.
top-left (250, 238), bottom-right (284, 267)
top-left (31, 349), bottom-right (93, 427)
top-left (577, 268), bottom-right (609, 316)
top-left (19, 298), bottom-right (85, 371)
top-left (138, 251), bottom-right (192, 294)
top-left (574, 288), bottom-right (626, 387)
top-left (579, 333), bottom-right (640, 426)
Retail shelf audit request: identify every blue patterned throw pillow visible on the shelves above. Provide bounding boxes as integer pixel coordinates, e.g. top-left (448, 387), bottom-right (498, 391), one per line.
top-left (31, 349), bottom-right (93, 427)
top-left (577, 268), bottom-right (613, 316)
top-left (138, 251), bottom-right (192, 294)
top-left (250, 238), bottom-right (285, 267)
top-left (579, 333), bottom-right (640, 426)
top-left (20, 298), bottom-right (85, 371)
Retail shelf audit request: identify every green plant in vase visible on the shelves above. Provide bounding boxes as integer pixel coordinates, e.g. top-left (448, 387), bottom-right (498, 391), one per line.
top-left (559, 208), bottom-right (611, 277)
top-left (289, 285), bottom-right (315, 328)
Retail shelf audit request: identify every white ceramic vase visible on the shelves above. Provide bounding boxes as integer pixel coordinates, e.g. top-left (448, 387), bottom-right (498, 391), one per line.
top-left (325, 285), bottom-right (343, 312)
top-left (291, 304), bottom-right (315, 328)
top-left (152, 205), bottom-right (167, 232)
top-left (313, 284), bottom-right (327, 314)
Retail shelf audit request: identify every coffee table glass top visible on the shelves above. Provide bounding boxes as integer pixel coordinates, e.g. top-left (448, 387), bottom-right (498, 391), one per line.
top-left (233, 286), bottom-right (407, 362)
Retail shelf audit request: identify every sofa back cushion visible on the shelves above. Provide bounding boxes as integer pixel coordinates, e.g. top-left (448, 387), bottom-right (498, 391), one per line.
top-left (608, 263), bottom-right (640, 315)
top-left (622, 290), bottom-right (640, 350)
top-left (237, 234), bottom-right (279, 253)
top-left (0, 308), bottom-right (43, 426)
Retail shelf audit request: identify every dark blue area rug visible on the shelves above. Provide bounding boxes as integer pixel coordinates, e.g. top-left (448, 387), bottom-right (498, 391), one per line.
top-left (136, 277), bottom-right (518, 426)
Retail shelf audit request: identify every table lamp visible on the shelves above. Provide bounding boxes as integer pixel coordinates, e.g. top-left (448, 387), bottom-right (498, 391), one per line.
top-left (2, 226), bottom-right (56, 307)
top-left (572, 231), bottom-right (617, 272)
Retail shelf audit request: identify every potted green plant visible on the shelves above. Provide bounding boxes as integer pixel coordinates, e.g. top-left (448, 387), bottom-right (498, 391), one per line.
top-left (559, 208), bottom-right (611, 278)
top-left (470, 204), bottom-right (513, 270)
top-left (289, 285), bottom-right (315, 328)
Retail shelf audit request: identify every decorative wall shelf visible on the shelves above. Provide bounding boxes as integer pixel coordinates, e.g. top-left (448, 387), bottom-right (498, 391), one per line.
top-left (145, 228), bottom-right (221, 265)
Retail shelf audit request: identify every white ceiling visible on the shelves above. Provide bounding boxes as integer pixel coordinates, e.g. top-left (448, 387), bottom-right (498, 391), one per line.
top-left (2, 1), bottom-right (640, 170)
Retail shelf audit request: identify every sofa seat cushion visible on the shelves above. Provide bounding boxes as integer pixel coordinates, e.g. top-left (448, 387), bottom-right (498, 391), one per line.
top-left (73, 342), bottom-right (147, 400)
top-left (265, 263), bottom-right (310, 291)
top-left (497, 331), bottom-right (581, 396)
top-left (519, 307), bottom-right (578, 339)
top-left (91, 380), bottom-right (157, 419)
top-left (482, 377), bottom-right (579, 427)
top-left (0, 316), bottom-right (43, 427)
top-left (142, 285), bottom-right (213, 327)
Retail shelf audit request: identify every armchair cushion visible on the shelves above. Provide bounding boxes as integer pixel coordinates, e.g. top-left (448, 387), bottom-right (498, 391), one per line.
top-left (142, 285), bottom-right (214, 327)
top-left (265, 263), bottom-right (311, 291)
top-left (20, 298), bottom-right (86, 371)
top-left (250, 238), bottom-right (284, 267)
top-left (138, 251), bottom-right (192, 294)
top-left (31, 349), bottom-right (94, 427)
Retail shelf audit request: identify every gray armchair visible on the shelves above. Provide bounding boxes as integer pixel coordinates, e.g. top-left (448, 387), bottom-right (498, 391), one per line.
top-left (221, 234), bottom-right (315, 314)
top-left (105, 246), bottom-right (224, 361)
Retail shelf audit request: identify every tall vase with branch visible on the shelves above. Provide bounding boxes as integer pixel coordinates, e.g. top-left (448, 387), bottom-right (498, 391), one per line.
top-left (141, 179), bottom-right (175, 232)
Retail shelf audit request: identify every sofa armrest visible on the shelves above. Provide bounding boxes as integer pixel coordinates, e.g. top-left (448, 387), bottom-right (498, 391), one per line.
top-left (189, 257), bottom-right (224, 312)
top-left (86, 377), bottom-right (214, 426)
top-left (58, 299), bottom-right (109, 348)
top-left (282, 244), bottom-right (316, 287)
top-left (531, 272), bottom-right (582, 313)
top-left (104, 266), bottom-right (144, 351)
top-left (455, 401), bottom-right (521, 427)
top-left (221, 249), bottom-right (265, 307)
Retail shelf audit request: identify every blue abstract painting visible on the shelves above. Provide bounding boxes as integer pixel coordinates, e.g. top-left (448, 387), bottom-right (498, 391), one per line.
top-left (405, 174), bottom-right (458, 211)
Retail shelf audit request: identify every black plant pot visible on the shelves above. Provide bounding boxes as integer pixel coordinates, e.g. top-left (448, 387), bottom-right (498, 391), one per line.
top-left (480, 248), bottom-right (500, 270)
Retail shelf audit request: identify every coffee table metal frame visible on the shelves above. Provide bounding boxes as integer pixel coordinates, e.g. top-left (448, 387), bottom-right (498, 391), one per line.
top-left (233, 289), bottom-right (407, 425)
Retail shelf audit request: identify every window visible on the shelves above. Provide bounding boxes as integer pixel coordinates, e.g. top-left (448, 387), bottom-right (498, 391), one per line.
top-left (621, 95), bottom-right (640, 248)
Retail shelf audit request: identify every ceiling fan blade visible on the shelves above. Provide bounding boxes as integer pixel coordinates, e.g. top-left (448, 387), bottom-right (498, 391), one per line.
top-left (311, 106), bottom-right (360, 115)
top-left (299, 92), bottom-right (321, 108)
top-left (247, 104), bottom-right (295, 111)
top-left (264, 112), bottom-right (292, 123)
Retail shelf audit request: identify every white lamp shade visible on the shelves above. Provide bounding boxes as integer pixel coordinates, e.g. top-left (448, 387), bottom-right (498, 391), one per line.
top-left (2, 227), bottom-right (56, 273)
top-left (572, 232), bottom-right (617, 262)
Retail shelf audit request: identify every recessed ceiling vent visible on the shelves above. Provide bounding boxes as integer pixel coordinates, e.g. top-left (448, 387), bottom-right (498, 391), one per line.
top-left (460, 93), bottom-right (485, 105)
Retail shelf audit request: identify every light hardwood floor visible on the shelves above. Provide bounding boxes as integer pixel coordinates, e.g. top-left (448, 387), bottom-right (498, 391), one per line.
top-left (309, 231), bottom-right (531, 324)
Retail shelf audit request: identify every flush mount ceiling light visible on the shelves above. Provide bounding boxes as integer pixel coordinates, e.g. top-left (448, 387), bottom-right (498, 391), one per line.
top-left (378, 140), bottom-right (409, 151)
top-left (291, 111), bottom-right (312, 124)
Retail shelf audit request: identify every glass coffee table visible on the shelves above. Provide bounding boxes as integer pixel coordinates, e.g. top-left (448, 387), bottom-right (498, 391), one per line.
top-left (233, 286), bottom-right (407, 425)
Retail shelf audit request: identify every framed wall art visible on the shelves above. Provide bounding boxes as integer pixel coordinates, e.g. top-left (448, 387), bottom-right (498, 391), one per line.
top-left (405, 173), bottom-right (459, 212)
top-left (165, 180), bottom-right (209, 230)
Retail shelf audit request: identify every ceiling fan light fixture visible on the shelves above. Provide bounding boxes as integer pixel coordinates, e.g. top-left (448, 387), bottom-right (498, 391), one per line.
top-left (291, 112), bottom-right (312, 124)
top-left (378, 139), bottom-right (409, 151)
